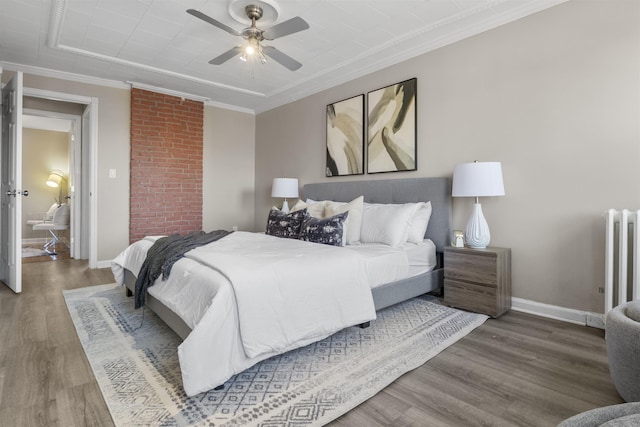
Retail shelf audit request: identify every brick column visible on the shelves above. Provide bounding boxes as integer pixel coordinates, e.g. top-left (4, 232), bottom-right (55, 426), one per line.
top-left (129, 88), bottom-right (203, 243)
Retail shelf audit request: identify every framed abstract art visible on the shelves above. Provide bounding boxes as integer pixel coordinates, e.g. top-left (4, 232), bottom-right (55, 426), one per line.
top-left (367, 78), bottom-right (417, 173)
top-left (326, 94), bottom-right (364, 177)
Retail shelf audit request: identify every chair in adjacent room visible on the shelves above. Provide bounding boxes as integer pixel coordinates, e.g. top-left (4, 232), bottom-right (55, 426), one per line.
top-left (26, 202), bottom-right (59, 226)
top-left (32, 203), bottom-right (70, 254)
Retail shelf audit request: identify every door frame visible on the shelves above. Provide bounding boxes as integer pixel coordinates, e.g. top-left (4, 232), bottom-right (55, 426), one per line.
top-left (23, 87), bottom-right (98, 268)
top-left (23, 108), bottom-right (81, 258)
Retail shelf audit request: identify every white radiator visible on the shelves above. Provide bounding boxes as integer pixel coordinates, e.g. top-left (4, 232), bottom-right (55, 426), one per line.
top-left (605, 209), bottom-right (640, 313)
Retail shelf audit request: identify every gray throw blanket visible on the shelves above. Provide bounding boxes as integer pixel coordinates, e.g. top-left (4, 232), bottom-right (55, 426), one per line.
top-left (135, 230), bottom-right (232, 309)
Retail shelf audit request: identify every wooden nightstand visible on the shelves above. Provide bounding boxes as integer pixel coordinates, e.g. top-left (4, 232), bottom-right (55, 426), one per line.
top-left (444, 246), bottom-right (511, 318)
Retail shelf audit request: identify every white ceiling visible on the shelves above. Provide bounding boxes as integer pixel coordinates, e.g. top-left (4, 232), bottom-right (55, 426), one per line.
top-left (0, 0), bottom-right (566, 114)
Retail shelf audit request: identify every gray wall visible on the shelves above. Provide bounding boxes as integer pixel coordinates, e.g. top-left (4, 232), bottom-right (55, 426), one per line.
top-left (18, 77), bottom-right (257, 262)
top-left (22, 74), bottom-right (131, 262)
top-left (203, 106), bottom-right (256, 232)
top-left (254, 0), bottom-right (640, 313)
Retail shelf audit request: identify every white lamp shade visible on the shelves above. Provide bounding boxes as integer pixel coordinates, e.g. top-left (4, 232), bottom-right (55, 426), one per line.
top-left (46, 171), bottom-right (63, 188)
top-left (271, 178), bottom-right (299, 198)
top-left (452, 162), bottom-right (505, 197)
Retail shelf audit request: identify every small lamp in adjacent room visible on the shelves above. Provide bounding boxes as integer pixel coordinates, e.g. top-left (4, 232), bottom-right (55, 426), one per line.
top-left (271, 178), bottom-right (299, 213)
top-left (46, 170), bottom-right (67, 205)
top-left (452, 161), bottom-right (505, 249)
top-left (46, 170), bottom-right (63, 188)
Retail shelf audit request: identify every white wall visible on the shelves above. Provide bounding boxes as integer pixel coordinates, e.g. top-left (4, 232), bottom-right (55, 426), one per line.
top-left (254, 0), bottom-right (640, 313)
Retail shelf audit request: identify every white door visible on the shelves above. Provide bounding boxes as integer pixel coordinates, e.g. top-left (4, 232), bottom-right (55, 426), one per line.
top-left (1, 71), bottom-right (24, 293)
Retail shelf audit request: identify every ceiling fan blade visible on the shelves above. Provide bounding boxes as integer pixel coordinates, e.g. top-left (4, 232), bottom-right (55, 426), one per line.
top-left (262, 46), bottom-right (302, 71)
top-left (209, 46), bottom-right (243, 65)
top-left (187, 9), bottom-right (241, 37)
top-left (262, 16), bottom-right (309, 40)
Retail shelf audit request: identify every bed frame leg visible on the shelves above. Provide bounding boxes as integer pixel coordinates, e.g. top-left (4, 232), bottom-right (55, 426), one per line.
top-left (126, 288), bottom-right (133, 297)
top-left (357, 321), bottom-right (370, 329)
top-left (214, 384), bottom-right (224, 391)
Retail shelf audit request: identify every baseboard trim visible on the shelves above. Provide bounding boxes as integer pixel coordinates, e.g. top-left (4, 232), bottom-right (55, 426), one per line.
top-left (97, 260), bottom-right (112, 269)
top-left (511, 297), bottom-right (604, 329)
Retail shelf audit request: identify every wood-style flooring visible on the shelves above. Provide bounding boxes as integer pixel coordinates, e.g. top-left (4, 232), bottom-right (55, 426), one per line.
top-left (21, 242), bottom-right (71, 264)
top-left (0, 259), bottom-right (624, 426)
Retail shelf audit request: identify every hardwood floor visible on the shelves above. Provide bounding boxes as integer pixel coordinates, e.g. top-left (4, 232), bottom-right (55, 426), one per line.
top-left (21, 242), bottom-right (71, 264)
top-left (0, 261), bottom-right (624, 426)
top-left (0, 259), bottom-right (114, 426)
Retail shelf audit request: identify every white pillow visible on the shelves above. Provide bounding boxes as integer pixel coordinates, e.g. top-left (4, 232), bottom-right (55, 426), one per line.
top-left (325, 196), bottom-right (364, 245)
top-left (291, 199), bottom-right (326, 218)
top-left (361, 203), bottom-right (420, 247)
top-left (406, 201), bottom-right (433, 244)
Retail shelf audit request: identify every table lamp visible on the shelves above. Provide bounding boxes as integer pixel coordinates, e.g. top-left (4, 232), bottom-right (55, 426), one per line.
top-left (452, 161), bottom-right (505, 249)
top-left (271, 178), bottom-right (299, 213)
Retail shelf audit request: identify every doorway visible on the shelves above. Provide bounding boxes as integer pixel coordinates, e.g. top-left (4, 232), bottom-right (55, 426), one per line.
top-left (21, 112), bottom-right (77, 262)
top-left (21, 87), bottom-right (98, 270)
top-left (2, 71), bottom-right (99, 293)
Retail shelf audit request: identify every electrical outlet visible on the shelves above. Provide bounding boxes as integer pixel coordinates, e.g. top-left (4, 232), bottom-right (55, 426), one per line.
top-left (598, 287), bottom-right (605, 294)
top-left (232, 226), bottom-right (238, 231)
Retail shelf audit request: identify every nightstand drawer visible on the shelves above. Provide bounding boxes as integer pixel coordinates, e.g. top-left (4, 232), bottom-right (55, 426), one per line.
top-left (444, 251), bottom-right (498, 287)
top-left (444, 279), bottom-right (502, 317)
top-left (443, 246), bottom-right (511, 318)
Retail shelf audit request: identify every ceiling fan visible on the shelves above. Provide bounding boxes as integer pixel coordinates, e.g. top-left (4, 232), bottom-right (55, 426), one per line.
top-left (187, 5), bottom-right (309, 71)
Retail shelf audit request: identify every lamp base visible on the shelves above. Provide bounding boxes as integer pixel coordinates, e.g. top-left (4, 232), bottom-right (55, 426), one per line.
top-left (281, 199), bottom-right (290, 213)
top-left (465, 203), bottom-right (490, 249)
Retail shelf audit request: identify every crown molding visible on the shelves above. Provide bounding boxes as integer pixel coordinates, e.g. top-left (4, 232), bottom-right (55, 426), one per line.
top-left (0, 61), bottom-right (130, 90)
top-left (22, 0), bottom-right (569, 114)
top-left (2, 61), bottom-right (256, 113)
top-left (253, 0), bottom-right (570, 113)
top-left (204, 99), bottom-right (256, 115)
top-left (128, 82), bottom-right (210, 103)
top-left (129, 82), bottom-right (255, 114)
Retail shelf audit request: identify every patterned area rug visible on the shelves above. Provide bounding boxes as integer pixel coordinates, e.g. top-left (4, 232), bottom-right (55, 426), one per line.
top-left (64, 283), bottom-right (488, 426)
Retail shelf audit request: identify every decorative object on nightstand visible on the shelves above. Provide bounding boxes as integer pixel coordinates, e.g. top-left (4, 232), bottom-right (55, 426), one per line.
top-left (452, 161), bottom-right (505, 249)
top-left (452, 230), bottom-right (464, 247)
top-left (271, 178), bottom-right (299, 213)
top-left (444, 246), bottom-right (511, 317)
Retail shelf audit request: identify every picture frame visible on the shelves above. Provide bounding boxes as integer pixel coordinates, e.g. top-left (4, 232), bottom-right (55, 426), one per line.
top-left (367, 78), bottom-right (417, 174)
top-left (326, 94), bottom-right (364, 177)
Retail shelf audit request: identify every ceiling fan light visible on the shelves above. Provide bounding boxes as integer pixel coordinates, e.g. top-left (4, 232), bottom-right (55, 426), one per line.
top-left (245, 44), bottom-right (255, 55)
top-left (239, 53), bottom-right (247, 62)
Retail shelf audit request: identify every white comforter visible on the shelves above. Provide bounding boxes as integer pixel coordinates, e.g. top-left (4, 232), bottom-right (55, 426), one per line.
top-left (112, 232), bottom-right (376, 396)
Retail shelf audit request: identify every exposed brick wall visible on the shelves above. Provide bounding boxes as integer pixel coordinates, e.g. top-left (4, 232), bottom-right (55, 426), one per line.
top-left (130, 88), bottom-right (203, 243)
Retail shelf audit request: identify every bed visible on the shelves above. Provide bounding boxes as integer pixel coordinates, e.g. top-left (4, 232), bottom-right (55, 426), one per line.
top-left (112, 177), bottom-right (452, 396)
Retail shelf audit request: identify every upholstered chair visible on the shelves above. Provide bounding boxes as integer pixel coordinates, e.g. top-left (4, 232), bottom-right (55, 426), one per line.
top-left (606, 300), bottom-right (640, 402)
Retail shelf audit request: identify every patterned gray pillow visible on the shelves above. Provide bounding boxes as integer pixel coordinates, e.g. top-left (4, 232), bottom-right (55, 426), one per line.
top-left (299, 211), bottom-right (349, 246)
top-left (266, 208), bottom-right (307, 239)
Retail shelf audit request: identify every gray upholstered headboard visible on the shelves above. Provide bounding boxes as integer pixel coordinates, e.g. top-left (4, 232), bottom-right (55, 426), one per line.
top-left (303, 177), bottom-right (452, 252)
